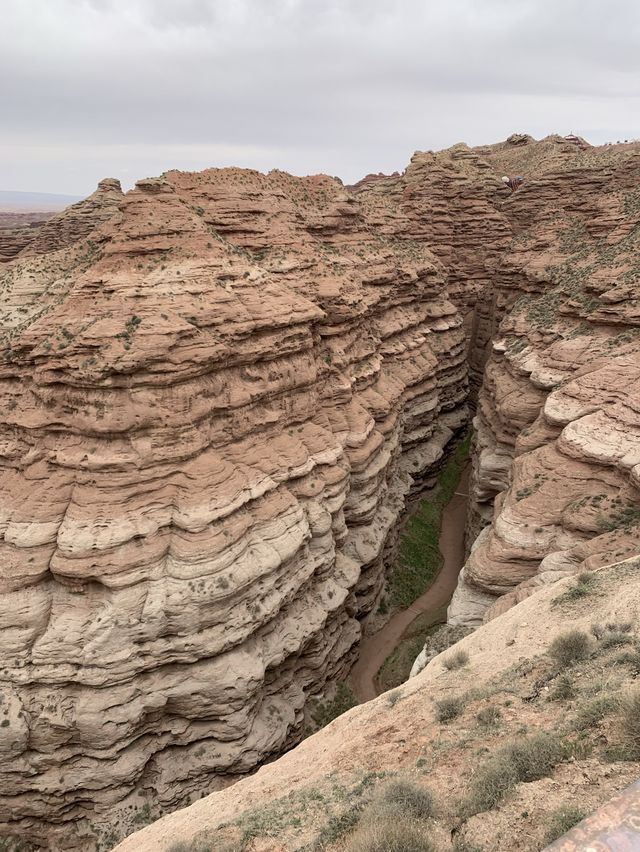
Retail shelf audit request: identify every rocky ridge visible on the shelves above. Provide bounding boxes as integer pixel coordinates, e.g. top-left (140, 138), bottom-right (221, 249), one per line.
top-left (0, 213), bottom-right (52, 264)
top-left (0, 180), bottom-right (122, 265)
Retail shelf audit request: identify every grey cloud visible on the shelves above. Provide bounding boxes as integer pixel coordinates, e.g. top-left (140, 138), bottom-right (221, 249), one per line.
top-left (2, 0), bottom-right (640, 193)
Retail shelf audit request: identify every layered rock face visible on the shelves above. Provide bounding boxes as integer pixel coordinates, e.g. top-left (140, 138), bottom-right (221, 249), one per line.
top-left (353, 145), bottom-right (512, 394)
top-left (0, 168), bottom-right (467, 848)
top-left (450, 143), bottom-right (640, 623)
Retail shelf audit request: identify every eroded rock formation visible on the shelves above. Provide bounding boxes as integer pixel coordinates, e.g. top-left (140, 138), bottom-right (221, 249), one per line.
top-left (0, 168), bottom-right (467, 849)
top-left (2, 135), bottom-right (640, 850)
top-left (0, 180), bottom-right (122, 265)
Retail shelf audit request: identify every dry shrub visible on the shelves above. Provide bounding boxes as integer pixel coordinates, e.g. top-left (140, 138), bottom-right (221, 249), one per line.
top-left (377, 780), bottom-right (435, 819)
top-left (618, 690), bottom-right (640, 759)
top-left (344, 818), bottom-right (436, 852)
top-left (443, 649), bottom-right (469, 671)
top-left (475, 705), bottom-right (501, 727)
top-left (461, 732), bottom-right (566, 816)
top-left (548, 630), bottom-right (591, 668)
top-left (573, 696), bottom-right (616, 731)
top-left (435, 695), bottom-right (466, 722)
top-left (549, 674), bottom-right (574, 702)
top-left (544, 806), bottom-right (586, 844)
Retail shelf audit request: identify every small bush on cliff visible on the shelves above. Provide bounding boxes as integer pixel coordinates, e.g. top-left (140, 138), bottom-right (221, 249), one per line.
top-left (573, 696), bottom-right (617, 731)
top-left (435, 695), bottom-right (466, 722)
top-left (461, 732), bottom-right (566, 816)
top-left (168, 839), bottom-right (230, 852)
top-left (377, 780), bottom-right (436, 819)
top-left (549, 674), bottom-right (575, 702)
top-left (548, 630), bottom-right (591, 668)
top-left (443, 649), bottom-right (469, 670)
top-left (553, 572), bottom-right (596, 605)
top-left (544, 806), bottom-right (586, 844)
top-left (345, 819), bottom-right (436, 852)
top-left (601, 631), bottom-right (633, 650)
top-left (475, 705), bottom-right (501, 727)
top-left (506, 732), bottom-right (566, 782)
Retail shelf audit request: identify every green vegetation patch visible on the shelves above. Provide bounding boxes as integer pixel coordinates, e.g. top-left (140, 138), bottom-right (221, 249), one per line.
top-left (376, 608), bottom-right (445, 692)
top-left (388, 433), bottom-right (470, 609)
top-left (310, 682), bottom-right (358, 731)
top-left (544, 806), bottom-right (587, 844)
top-left (553, 572), bottom-right (597, 606)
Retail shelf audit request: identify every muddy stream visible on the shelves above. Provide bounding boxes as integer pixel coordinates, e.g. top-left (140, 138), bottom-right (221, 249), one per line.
top-left (349, 466), bottom-right (470, 702)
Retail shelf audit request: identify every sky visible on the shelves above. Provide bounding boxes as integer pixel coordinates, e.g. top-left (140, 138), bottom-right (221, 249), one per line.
top-left (3, 0), bottom-right (640, 195)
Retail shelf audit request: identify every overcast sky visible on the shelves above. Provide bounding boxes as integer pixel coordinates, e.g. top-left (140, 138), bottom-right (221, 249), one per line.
top-left (3, 0), bottom-right (640, 195)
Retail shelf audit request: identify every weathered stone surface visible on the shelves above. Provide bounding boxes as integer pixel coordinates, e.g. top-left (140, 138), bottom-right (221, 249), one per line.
top-left (113, 555), bottom-right (640, 852)
top-left (0, 180), bottom-right (122, 265)
top-left (354, 146), bottom-right (512, 395)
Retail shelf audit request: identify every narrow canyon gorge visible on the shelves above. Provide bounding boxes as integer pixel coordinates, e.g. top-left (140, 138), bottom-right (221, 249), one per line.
top-left (1, 134), bottom-right (639, 851)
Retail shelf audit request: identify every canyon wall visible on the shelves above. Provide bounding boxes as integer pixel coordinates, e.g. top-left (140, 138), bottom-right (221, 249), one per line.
top-left (448, 142), bottom-right (640, 623)
top-left (0, 167), bottom-right (467, 849)
top-left (353, 145), bottom-right (512, 395)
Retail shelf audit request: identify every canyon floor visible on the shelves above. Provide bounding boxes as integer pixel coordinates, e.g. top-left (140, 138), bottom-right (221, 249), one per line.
top-left (348, 466), bottom-right (470, 702)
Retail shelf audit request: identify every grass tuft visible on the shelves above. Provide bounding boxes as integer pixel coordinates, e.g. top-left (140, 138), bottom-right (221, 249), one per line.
top-left (573, 696), bottom-right (616, 731)
top-left (376, 780), bottom-right (436, 819)
top-left (344, 819), bottom-right (436, 852)
top-left (554, 572), bottom-right (596, 605)
top-left (617, 691), bottom-right (640, 759)
top-left (443, 649), bottom-right (469, 671)
top-left (475, 705), bottom-right (501, 727)
top-left (461, 732), bottom-right (566, 817)
top-left (549, 674), bottom-right (575, 702)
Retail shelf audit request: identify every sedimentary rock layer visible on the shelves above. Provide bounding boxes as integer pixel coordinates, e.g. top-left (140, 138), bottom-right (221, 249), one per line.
top-left (0, 168), bottom-right (467, 848)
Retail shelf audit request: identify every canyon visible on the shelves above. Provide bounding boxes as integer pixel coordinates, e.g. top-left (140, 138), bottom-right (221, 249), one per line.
top-left (0, 134), bottom-right (639, 851)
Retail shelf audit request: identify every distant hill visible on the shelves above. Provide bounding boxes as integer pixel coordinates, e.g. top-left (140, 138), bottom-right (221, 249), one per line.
top-left (0, 189), bottom-right (84, 212)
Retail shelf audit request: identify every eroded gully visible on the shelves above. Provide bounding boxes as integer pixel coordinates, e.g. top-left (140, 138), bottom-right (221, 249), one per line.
top-left (348, 466), bottom-right (470, 702)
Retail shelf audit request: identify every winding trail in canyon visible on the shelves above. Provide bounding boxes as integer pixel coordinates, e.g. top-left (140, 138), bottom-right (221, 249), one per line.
top-left (349, 466), bottom-right (470, 702)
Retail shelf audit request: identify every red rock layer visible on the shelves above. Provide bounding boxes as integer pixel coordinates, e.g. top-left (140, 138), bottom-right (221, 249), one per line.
top-left (0, 168), bottom-right (467, 848)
